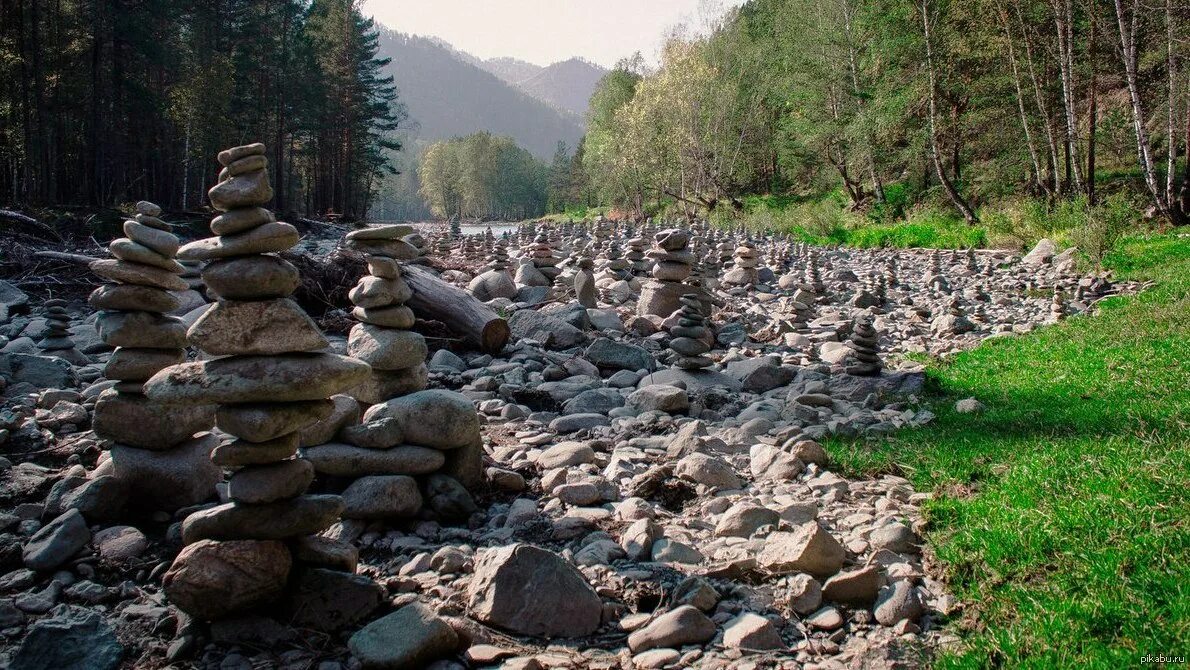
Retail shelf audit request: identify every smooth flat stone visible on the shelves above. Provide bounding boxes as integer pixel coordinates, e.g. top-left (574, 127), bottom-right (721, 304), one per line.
top-left (103, 347), bottom-right (186, 381)
top-left (366, 257), bottom-right (401, 278)
top-left (348, 275), bottom-right (411, 309)
top-left (90, 259), bottom-right (188, 291)
top-left (346, 324), bottom-right (427, 370)
top-left (216, 400), bottom-right (334, 442)
top-left (344, 238), bottom-right (419, 260)
top-left (89, 284), bottom-right (180, 313)
top-left (226, 154), bottom-right (267, 177)
top-left (226, 459), bottom-right (313, 504)
top-left (212, 433), bottom-right (301, 467)
top-left (217, 143), bottom-right (266, 166)
top-left (352, 305), bottom-right (415, 328)
top-left (177, 222), bottom-right (298, 261)
top-left (136, 200), bottom-right (163, 216)
top-left (109, 238), bottom-right (184, 272)
top-left (351, 364), bottom-right (428, 405)
top-left (202, 255), bottom-right (299, 300)
top-left (301, 443), bottom-right (445, 477)
top-left (96, 311), bottom-right (188, 348)
top-left (181, 494), bottom-right (344, 544)
top-left (208, 169), bottom-right (273, 211)
top-left (92, 390), bottom-right (214, 449)
top-left (345, 224), bottom-right (413, 241)
top-left (106, 434), bottom-right (221, 510)
top-left (188, 298), bottom-right (328, 356)
top-left (135, 213), bottom-right (171, 231)
top-left (144, 353), bottom-right (371, 404)
top-left (124, 220), bottom-right (180, 257)
top-left (211, 207), bottom-right (275, 236)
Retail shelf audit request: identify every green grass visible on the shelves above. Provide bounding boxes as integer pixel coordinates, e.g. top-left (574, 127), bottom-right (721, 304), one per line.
top-left (831, 232), bottom-right (1190, 668)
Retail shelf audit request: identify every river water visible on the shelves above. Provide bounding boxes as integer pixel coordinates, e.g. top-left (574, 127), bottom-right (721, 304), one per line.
top-left (398, 221), bottom-right (521, 238)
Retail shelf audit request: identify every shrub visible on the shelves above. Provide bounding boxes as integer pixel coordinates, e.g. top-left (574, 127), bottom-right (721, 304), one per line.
top-left (1071, 194), bottom-right (1135, 269)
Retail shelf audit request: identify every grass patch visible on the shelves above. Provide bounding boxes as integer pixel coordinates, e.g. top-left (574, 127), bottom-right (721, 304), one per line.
top-left (831, 232), bottom-right (1190, 668)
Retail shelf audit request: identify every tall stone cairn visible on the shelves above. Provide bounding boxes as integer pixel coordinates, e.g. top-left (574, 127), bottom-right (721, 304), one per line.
top-left (144, 143), bottom-right (370, 622)
top-left (90, 200), bottom-right (218, 511)
top-left (638, 228), bottom-right (697, 318)
top-left (845, 315), bottom-right (882, 376)
top-left (345, 254), bottom-right (429, 404)
top-left (668, 294), bottom-right (713, 369)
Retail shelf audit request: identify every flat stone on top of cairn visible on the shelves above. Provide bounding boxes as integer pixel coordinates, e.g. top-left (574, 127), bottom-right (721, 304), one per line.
top-left (89, 200), bottom-right (217, 512)
top-left (344, 224), bottom-right (420, 260)
top-left (146, 143), bottom-right (371, 623)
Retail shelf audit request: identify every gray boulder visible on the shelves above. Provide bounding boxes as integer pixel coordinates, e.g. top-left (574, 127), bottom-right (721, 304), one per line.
top-left (11, 605), bottom-right (123, 670)
top-left (468, 543), bottom-right (602, 637)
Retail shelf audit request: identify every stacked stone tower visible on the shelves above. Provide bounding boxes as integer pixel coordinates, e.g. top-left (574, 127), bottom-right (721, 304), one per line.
top-left (528, 231), bottom-right (561, 281)
top-left (638, 228), bottom-right (699, 318)
top-left (346, 254), bottom-right (429, 404)
top-left (145, 143), bottom-right (370, 621)
top-left (722, 240), bottom-right (760, 286)
top-left (91, 200), bottom-right (217, 511)
top-left (626, 235), bottom-right (650, 276)
top-left (38, 299), bottom-right (86, 364)
top-left (668, 295), bottom-right (713, 369)
top-left (845, 315), bottom-right (882, 376)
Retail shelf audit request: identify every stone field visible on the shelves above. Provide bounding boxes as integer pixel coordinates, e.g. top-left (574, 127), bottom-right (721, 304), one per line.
top-left (0, 150), bottom-right (1132, 670)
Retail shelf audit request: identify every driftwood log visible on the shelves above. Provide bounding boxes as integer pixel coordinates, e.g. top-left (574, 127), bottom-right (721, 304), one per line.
top-left (32, 250), bottom-right (100, 265)
top-left (403, 263), bottom-right (510, 354)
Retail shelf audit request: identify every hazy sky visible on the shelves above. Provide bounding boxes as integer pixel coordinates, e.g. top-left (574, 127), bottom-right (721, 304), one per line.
top-left (361, 0), bottom-right (747, 68)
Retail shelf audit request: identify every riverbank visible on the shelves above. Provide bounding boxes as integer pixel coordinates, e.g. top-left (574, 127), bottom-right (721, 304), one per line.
top-left (833, 232), bottom-right (1190, 667)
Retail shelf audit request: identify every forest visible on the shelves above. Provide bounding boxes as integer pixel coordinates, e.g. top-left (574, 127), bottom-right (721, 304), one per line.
top-left (0, 0), bottom-right (402, 220)
top-left (569, 0), bottom-right (1190, 231)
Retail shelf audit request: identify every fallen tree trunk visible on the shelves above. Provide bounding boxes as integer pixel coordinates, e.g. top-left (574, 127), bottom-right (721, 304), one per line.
top-left (32, 250), bottom-right (100, 265)
top-left (1, 210), bottom-right (63, 242)
top-left (403, 263), bottom-right (510, 354)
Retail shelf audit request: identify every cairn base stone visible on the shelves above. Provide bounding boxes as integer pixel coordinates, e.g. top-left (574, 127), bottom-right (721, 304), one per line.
top-left (163, 539), bottom-right (291, 621)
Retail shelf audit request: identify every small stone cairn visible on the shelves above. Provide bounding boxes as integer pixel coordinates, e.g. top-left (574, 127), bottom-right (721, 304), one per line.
top-left (467, 242), bottom-right (517, 301)
top-left (304, 389), bottom-right (483, 522)
top-left (528, 231), bottom-right (561, 281)
top-left (1050, 287), bottom-right (1066, 321)
top-left (639, 228), bottom-right (697, 318)
top-left (90, 200), bottom-right (217, 511)
top-left (345, 254), bottom-right (429, 404)
top-left (669, 294), bottom-right (714, 369)
top-left (144, 143), bottom-right (371, 622)
top-left (574, 254), bottom-right (597, 309)
top-left (846, 314), bottom-right (883, 376)
top-left (37, 299), bottom-right (86, 364)
top-left (601, 240), bottom-right (631, 279)
top-left (626, 235), bottom-right (650, 276)
top-left (722, 240), bottom-right (760, 287)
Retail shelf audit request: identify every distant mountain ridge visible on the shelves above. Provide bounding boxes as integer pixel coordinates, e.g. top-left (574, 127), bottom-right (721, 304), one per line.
top-left (377, 31), bottom-right (584, 159)
top-left (474, 56), bottom-right (607, 118)
top-left (479, 56), bottom-right (544, 86)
